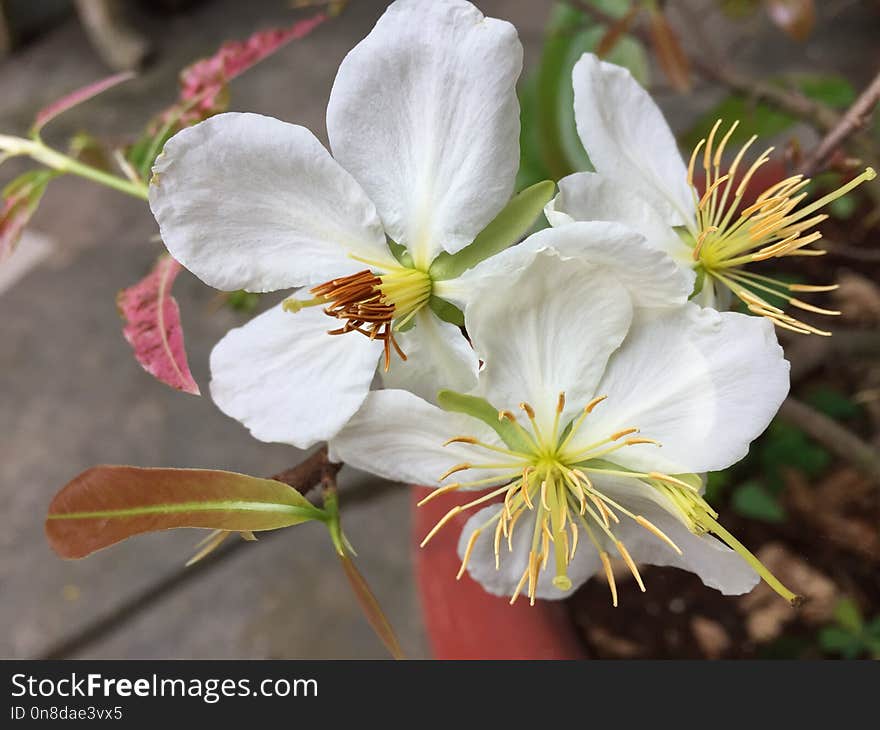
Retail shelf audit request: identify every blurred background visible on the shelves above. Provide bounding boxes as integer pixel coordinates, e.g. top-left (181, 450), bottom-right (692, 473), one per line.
top-left (1, 0), bottom-right (878, 659)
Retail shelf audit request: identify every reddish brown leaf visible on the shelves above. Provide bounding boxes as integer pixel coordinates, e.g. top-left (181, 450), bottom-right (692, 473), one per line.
top-left (339, 553), bottom-right (404, 659)
top-left (126, 14), bottom-right (326, 179)
top-left (117, 254), bottom-right (199, 395)
top-left (765, 0), bottom-right (815, 41)
top-left (596, 5), bottom-right (640, 58)
top-left (46, 465), bottom-right (323, 559)
top-left (32, 72), bottom-right (135, 135)
top-left (0, 170), bottom-right (56, 260)
top-left (648, 9), bottom-right (692, 93)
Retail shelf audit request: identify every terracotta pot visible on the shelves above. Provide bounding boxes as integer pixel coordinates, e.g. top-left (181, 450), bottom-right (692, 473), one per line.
top-left (412, 487), bottom-right (586, 660)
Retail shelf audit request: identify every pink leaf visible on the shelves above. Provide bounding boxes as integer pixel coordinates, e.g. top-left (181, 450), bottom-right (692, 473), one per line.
top-left (117, 254), bottom-right (200, 395)
top-left (172, 14), bottom-right (326, 129)
top-left (1, 170), bottom-right (55, 261)
top-left (32, 71), bottom-right (136, 134)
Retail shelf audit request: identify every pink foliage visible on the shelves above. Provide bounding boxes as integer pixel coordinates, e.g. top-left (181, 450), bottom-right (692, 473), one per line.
top-left (168, 14), bottom-right (326, 128)
top-left (117, 255), bottom-right (200, 395)
top-left (0, 171), bottom-right (54, 260)
top-left (32, 71), bottom-right (136, 134)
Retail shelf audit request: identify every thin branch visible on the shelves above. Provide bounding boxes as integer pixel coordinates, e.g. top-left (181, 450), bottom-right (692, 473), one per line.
top-left (800, 68), bottom-right (880, 176)
top-left (778, 397), bottom-right (880, 486)
top-left (568, 0), bottom-right (841, 132)
top-left (270, 446), bottom-right (341, 497)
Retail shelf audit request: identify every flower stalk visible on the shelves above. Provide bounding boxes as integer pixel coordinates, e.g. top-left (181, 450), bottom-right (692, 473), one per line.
top-left (0, 133), bottom-right (149, 201)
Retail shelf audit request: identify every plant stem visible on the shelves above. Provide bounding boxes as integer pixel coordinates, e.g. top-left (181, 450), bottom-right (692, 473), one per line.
top-left (0, 134), bottom-right (148, 200)
top-left (800, 68), bottom-right (880, 177)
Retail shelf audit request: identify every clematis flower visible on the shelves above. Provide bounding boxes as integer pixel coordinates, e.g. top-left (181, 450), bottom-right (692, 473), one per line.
top-left (546, 53), bottom-right (876, 336)
top-left (148, 0), bottom-right (527, 447)
top-left (332, 250), bottom-right (798, 605)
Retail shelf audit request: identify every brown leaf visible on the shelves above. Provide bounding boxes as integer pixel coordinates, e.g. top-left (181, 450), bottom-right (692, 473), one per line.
top-left (46, 465), bottom-right (323, 558)
top-left (338, 553), bottom-right (404, 659)
top-left (691, 616), bottom-right (731, 659)
top-left (648, 9), bottom-right (691, 92)
top-left (833, 271), bottom-right (880, 326)
top-left (765, 0), bottom-right (816, 41)
top-left (596, 5), bottom-right (639, 58)
top-left (739, 541), bottom-right (837, 641)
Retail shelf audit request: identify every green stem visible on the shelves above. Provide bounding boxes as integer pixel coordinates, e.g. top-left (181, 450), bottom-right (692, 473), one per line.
top-left (0, 134), bottom-right (148, 201)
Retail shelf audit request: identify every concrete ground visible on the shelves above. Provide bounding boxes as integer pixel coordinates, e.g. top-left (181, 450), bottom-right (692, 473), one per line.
top-left (1, 0), bottom-right (877, 659)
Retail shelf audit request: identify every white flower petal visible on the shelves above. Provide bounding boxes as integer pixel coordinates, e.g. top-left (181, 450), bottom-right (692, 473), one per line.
top-left (150, 112), bottom-right (395, 293)
top-left (379, 308), bottom-right (478, 404)
top-left (327, 0), bottom-right (522, 266)
top-left (466, 249), bottom-right (633, 429)
top-left (602, 488), bottom-right (759, 595)
top-left (443, 221), bottom-right (690, 312)
top-left (572, 53), bottom-right (694, 226)
top-left (546, 172), bottom-right (694, 269)
top-left (458, 504), bottom-right (600, 600)
top-left (574, 305), bottom-right (789, 474)
top-left (330, 389), bottom-right (513, 488)
top-left (210, 303), bottom-right (382, 448)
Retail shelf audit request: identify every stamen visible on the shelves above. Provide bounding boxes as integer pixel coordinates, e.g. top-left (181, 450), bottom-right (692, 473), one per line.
top-left (306, 264), bottom-right (431, 368)
top-left (635, 515), bottom-right (682, 555)
top-left (457, 529), bottom-right (481, 580)
top-left (600, 551), bottom-right (618, 607)
top-left (439, 463), bottom-right (471, 481)
top-left (417, 483), bottom-right (463, 506)
top-left (616, 540), bottom-right (646, 592)
top-left (685, 121), bottom-right (875, 335)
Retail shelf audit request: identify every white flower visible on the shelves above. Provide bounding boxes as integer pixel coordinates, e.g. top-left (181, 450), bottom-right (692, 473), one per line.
top-left (148, 0), bottom-right (525, 448)
top-left (331, 250), bottom-right (798, 605)
top-left (547, 53), bottom-right (876, 335)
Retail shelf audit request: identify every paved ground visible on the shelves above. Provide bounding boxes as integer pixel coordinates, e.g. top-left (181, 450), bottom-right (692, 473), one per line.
top-left (1, 0), bottom-right (877, 659)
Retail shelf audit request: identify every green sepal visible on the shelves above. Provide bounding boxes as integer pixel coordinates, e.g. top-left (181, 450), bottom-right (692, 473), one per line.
top-left (436, 390), bottom-right (531, 454)
top-left (386, 238), bottom-right (413, 268)
top-left (428, 180), bottom-right (556, 281)
top-left (428, 295), bottom-right (464, 327)
top-left (690, 265), bottom-right (706, 300)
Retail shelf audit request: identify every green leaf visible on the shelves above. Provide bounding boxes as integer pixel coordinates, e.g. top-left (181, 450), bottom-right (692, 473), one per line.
top-left (834, 598), bottom-right (864, 634)
top-left (732, 480), bottom-right (786, 522)
top-left (683, 94), bottom-right (796, 152)
top-left (428, 296), bottom-right (464, 327)
top-left (819, 627), bottom-right (863, 658)
top-left (429, 180), bottom-right (555, 280)
top-left (682, 74), bottom-right (855, 153)
top-left (796, 74), bottom-right (856, 109)
top-left (805, 386), bottom-right (861, 420)
top-left (437, 390), bottom-right (531, 453)
top-left (226, 289), bottom-right (261, 312)
top-left (703, 469), bottom-right (732, 503)
top-left (761, 420), bottom-right (831, 479)
top-left (46, 465), bottom-right (325, 558)
top-left (828, 194), bottom-right (857, 220)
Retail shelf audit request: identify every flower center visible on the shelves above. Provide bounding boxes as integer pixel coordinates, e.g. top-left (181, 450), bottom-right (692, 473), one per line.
top-left (422, 391), bottom-right (800, 607)
top-left (284, 257), bottom-right (432, 370)
top-left (684, 118), bottom-right (875, 335)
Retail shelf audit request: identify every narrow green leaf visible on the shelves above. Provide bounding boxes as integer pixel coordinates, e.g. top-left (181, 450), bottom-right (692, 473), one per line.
top-left (429, 180), bottom-right (555, 280)
top-left (46, 465), bottom-right (325, 559)
top-left (436, 390), bottom-right (531, 453)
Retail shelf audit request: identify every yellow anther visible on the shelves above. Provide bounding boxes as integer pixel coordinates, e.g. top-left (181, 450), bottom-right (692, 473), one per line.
top-left (438, 463), bottom-right (471, 481)
top-left (457, 529), bottom-right (481, 580)
top-left (600, 551), bottom-right (618, 607)
top-left (616, 540), bottom-right (646, 592)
